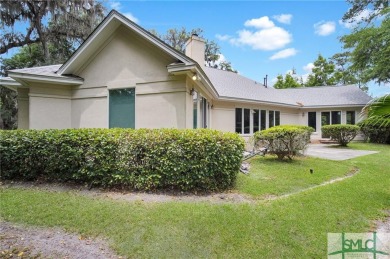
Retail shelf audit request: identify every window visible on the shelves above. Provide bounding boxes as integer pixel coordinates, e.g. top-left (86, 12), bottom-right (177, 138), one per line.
top-left (331, 111), bottom-right (341, 124)
top-left (253, 109), bottom-right (259, 132)
top-left (275, 111), bottom-right (280, 126)
top-left (321, 111), bottom-right (342, 137)
top-left (346, 111), bottom-right (355, 124)
top-left (235, 108), bottom-right (242, 133)
top-left (321, 112), bottom-right (330, 126)
top-left (201, 97), bottom-right (208, 128)
top-left (308, 112), bottom-right (317, 131)
top-left (243, 108), bottom-right (250, 134)
top-left (236, 108), bottom-right (278, 134)
top-left (109, 88), bottom-right (135, 128)
top-left (269, 110), bottom-right (274, 128)
top-left (194, 94), bottom-right (210, 129)
top-left (268, 110), bottom-right (280, 128)
top-left (193, 91), bottom-right (198, 129)
top-left (260, 110), bottom-right (266, 130)
top-left (235, 108), bottom-right (251, 134)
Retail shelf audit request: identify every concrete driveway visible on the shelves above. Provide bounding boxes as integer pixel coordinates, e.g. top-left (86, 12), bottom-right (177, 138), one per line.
top-left (305, 144), bottom-right (378, 161)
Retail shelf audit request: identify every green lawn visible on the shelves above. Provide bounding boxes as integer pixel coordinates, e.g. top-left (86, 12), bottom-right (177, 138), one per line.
top-left (1, 142), bottom-right (389, 258)
top-left (235, 156), bottom-right (353, 197)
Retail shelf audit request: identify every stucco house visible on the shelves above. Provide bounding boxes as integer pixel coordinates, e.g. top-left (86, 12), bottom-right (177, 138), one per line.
top-left (0, 10), bottom-right (371, 141)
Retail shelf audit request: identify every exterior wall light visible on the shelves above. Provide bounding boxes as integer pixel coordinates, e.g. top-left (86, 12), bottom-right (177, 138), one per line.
top-left (192, 74), bottom-right (198, 81)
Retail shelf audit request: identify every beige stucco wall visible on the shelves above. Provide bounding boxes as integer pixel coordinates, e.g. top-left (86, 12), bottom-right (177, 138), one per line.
top-left (68, 25), bottom-right (188, 129)
top-left (28, 83), bottom-right (72, 129)
top-left (16, 88), bottom-right (29, 129)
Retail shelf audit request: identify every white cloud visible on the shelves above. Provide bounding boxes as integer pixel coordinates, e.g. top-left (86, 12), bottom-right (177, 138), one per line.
top-left (244, 16), bottom-right (275, 29)
top-left (314, 21), bottom-right (336, 36)
top-left (273, 14), bottom-right (292, 24)
top-left (109, 1), bottom-right (121, 10)
top-left (215, 34), bottom-right (231, 41)
top-left (123, 12), bottom-right (139, 23)
top-left (231, 27), bottom-right (292, 51)
top-left (339, 9), bottom-right (371, 29)
top-left (303, 62), bottom-right (314, 72)
top-left (269, 48), bottom-right (297, 60)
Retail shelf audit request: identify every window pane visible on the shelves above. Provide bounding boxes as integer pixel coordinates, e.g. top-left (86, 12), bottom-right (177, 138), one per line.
top-left (346, 111), bottom-right (355, 124)
top-left (202, 97), bottom-right (207, 128)
top-left (193, 92), bottom-right (198, 129)
top-left (308, 112), bottom-right (317, 131)
top-left (253, 109), bottom-right (259, 132)
top-left (261, 110), bottom-right (266, 130)
top-left (235, 108), bottom-right (242, 133)
top-left (244, 108), bottom-right (250, 134)
top-left (331, 111), bottom-right (341, 124)
top-left (321, 112), bottom-right (331, 138)
top-left (109, 88), bottom-right (135, 128)
top-left (321, 112), bottom-right (330, 126)
top-left (269, 110), bottom-right (274, 128)
top-left (275, 111), bottom-right (280, 126)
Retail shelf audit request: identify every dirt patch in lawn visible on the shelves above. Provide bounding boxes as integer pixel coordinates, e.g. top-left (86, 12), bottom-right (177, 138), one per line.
top-left (1, 181), bottom-right (254, 204)
top-left (0, 221), bottom-right (120, 259)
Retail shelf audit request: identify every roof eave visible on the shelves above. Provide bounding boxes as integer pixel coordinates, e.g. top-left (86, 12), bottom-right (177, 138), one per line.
top-left (300, 104), bottom-right (367, 109)
top-left (0, 77), bottom-right (22, 91)
top-left (218, 96), bottom-right (299, 108)
top-left (167, 64), bottom-right (219, 99)
top-left (8, 72), bottom-right (84, 86)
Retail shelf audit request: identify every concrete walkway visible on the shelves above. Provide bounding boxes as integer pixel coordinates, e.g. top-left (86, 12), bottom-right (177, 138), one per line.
top-left (305, 144), bottom-right (378, 161)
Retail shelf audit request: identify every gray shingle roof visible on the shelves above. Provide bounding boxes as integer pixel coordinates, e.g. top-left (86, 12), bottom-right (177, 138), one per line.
top-left (203, 67), bottom-right (371, 107)
top-left (5, 63), bottom-right (371, 107)
top-left (9, 64), bottom-right (81, 80)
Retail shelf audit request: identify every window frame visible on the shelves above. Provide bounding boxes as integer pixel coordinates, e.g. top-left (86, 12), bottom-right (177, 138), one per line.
top-left (108, 87), bottom-right (136, 129)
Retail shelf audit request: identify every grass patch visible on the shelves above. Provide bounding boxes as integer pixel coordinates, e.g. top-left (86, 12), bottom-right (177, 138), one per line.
top-left (235, 156), bottom-right (352, 197)
top-left (1, 143), bottom-right (389, 258)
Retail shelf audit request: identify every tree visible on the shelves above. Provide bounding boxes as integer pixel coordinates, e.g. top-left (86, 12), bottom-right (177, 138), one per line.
top-left (0, 1), bottom-right (105, 129)
top-left (273, 73), bottom-right (301, 89)
top-left (340, 0), bottom-right (390, 84)
top-left (305, 54), bottom-right (339, 86)
top-left (0, 0), bottom-right (105, 59)
top-left (155, 27), bottom-right (236, 72)
top-left (0, 87), bottom-right (17, 129)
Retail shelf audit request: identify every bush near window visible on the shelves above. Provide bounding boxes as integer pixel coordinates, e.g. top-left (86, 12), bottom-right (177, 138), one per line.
top-left (253, 125), bottom-right (314, 160)
top-left (0, 128), bottom-right (245, 192)
top-left (358, 117), bottom-right (390, 144)
top-left (321, 125), bottom-right (360, 146)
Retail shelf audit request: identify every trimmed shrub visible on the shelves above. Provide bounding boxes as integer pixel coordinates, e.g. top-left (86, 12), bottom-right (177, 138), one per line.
top-left (253, 125), bottom-right (314, 160)
top-left (358, 117), bottom-right (390, 144)
top-left (321, 124), bottom-right (360, 146)
top-left (0, 128), bottom-right (245, 192)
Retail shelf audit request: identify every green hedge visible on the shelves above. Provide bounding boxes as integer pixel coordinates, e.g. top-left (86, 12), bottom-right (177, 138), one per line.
top-left (321, 124), bottom-right (360, 146)
top-left (358, 117), bottom-right (390, 144)
top-left (0, 128), bottom-right (245, 192)
top-left (253, 125), bottom-right (314, 160)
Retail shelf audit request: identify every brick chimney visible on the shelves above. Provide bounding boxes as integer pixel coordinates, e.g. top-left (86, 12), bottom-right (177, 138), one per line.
top-left (185, 34), bottom-right (205, 66)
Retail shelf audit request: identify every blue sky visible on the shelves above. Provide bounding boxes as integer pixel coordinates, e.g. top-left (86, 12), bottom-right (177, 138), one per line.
top-left (105, 0), bottom-right (389, 97)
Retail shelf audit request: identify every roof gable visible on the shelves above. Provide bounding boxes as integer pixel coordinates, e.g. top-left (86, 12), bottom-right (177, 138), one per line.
top-left (57, 10), bottom-right (195, 75)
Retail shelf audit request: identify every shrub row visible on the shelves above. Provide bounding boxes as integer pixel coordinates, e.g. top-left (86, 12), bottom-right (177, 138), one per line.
top-left (321, 124), bottom-right (360, 146)
top-left (358, 117), bottom-right (390, 144)
top-left (0, 128), bottom-right (245, 191)
top-left (253, 125), bottom-right (314, 160)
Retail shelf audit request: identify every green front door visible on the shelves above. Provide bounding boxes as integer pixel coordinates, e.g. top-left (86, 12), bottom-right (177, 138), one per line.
top-left (109, 88), bottom-right (135, 128)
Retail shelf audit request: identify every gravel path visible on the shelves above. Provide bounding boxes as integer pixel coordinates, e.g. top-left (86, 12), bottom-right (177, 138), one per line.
top-left (0, 221), bottom-right (120, 259)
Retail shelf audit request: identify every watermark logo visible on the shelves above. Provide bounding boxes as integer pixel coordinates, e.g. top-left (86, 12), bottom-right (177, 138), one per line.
top-left (328, 232), bottom-right (390, 258)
